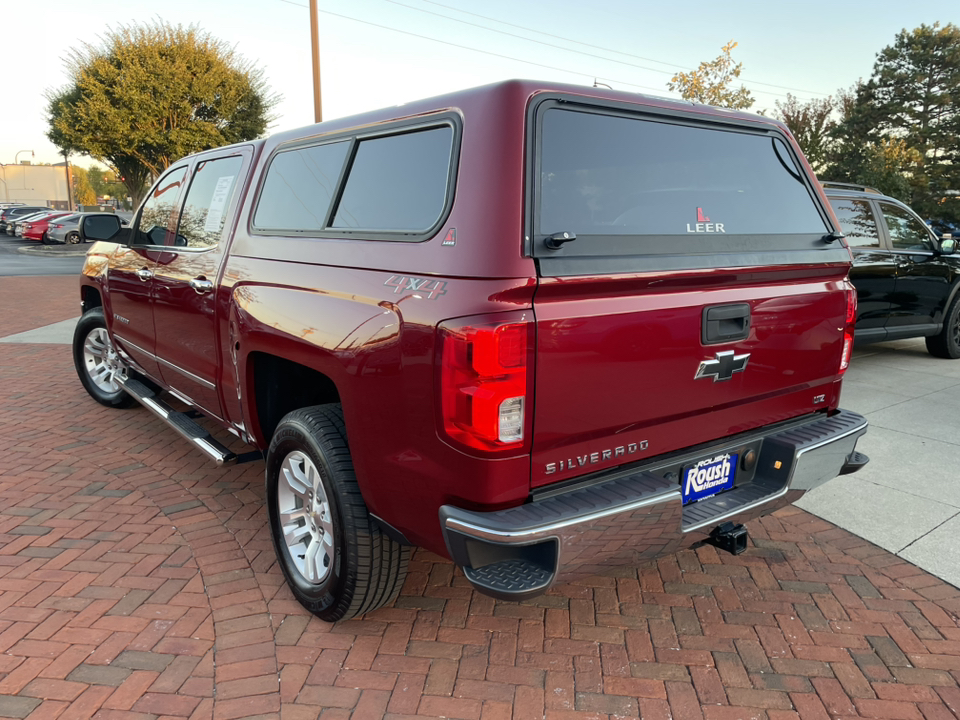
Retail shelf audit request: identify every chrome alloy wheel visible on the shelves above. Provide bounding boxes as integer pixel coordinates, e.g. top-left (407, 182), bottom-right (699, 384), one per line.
top-left (277, 451), bottom-right (336, 585)
top-left (82, 327), bottom-right (125, 393)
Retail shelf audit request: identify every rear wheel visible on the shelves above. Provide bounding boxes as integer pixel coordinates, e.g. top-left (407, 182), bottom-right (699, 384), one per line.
top-left (65, 231), bottom-right (81, 245)
top-left (926, 294), bottom-right (960, 359)
top-left (73, 308), bottom-right (136, 408)
top-left (266, 404), bottom-right (410, 621)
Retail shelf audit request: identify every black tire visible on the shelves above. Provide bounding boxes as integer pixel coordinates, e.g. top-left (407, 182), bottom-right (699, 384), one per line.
top-left (926, 294), bottom-right (960, 358)
top-left (73, 308), bottom-right (137, 408)
top-left (266, 404), bottom-right (410, 622)
top-left (65, 231), bottom-right (81, 245)
top-left (40, 232), bottom-right (49, 245)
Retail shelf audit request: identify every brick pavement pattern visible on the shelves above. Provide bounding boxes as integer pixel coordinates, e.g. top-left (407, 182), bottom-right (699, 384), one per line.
top-left (1, 277), bottom-right (960, 720)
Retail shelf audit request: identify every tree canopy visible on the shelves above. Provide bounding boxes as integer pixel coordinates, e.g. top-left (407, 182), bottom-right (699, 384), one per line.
top-left (826, 23), bottom-right (960, 221)
top-left (71, 166), bottom-right (96, 206)
top-left (667, 41), bottom-right (755, 110)
top-left (47, 21), bottom-right (277, 206)
top-left (774, 94), bottom-right (837, 174)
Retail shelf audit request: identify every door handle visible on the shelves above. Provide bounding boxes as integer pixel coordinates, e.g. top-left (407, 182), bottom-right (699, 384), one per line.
top-left (189, 277), bottom-right (214, 294)
top-left (136, 267), bottom-right (153, 281)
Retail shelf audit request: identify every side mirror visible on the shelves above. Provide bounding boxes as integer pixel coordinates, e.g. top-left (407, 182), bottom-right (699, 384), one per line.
top-left (934, 235), bottom-right (957, 255)
top-left (80, 215), bottom-right (123, 242)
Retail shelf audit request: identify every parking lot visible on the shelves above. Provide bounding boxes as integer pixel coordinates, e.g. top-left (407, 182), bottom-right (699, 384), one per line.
top-left (0, 274), bottom-right (959, 720)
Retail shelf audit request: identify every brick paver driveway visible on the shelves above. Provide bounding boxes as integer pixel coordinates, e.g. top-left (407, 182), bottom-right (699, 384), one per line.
top-left (1, 276), bottom-right (959, 720)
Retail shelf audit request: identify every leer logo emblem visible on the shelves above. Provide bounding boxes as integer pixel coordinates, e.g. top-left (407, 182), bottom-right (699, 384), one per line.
top-left (686, 207), bottom-right (725, 234)
top-left (695, 350), bottom-right (750, 382)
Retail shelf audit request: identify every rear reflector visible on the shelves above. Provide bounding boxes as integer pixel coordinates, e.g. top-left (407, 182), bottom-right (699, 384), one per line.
top-left (439, 313), bottom-right (532, 453)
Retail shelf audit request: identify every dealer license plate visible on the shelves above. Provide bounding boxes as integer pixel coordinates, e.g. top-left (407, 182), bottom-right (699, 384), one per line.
top-left (682, 452), bottom-right (738, 505)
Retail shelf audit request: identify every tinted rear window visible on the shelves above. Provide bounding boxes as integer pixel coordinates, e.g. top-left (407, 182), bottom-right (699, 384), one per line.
top-left (828, 198), bottom-right (880, 248)
top-left (254, 141), bottom-right (350, 231)
top-left (538, 108), bottom-right (827, 242)
top-left (333, 126), bottom-right (453, 231)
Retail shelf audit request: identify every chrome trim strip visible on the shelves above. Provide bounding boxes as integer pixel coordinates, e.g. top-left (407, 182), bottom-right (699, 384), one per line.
top-left (114, 335), bottom-right (156, 361)
top-left (156, 356), bottom-right (216, 390)
top-left (443, 490), bottom-right (680, 544)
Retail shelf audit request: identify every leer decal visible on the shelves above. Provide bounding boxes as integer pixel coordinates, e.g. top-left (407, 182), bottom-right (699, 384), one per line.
top-left (687, 207), bottom-right (725, 234)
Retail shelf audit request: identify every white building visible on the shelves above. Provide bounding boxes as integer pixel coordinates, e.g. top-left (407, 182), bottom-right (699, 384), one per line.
top-left (0, 163), bottom-right (71, 209)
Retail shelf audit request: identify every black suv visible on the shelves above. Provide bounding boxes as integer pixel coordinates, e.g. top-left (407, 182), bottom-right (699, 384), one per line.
top-left (824, 182), bottom-right (960, 358)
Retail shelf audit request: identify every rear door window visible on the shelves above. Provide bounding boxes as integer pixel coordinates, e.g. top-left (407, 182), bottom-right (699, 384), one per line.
top-left (535, 106), bottom-right (829, 262)
top-left (828, 198), bottom-right (881, 248)
top-left (176, 155), bottom-right (245, 248)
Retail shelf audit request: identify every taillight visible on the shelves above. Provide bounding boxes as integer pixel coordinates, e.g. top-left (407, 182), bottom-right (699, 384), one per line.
top-left (439, 312), bottom-right (533, 453)
top-left (839, 283), bottom-right (856, 375)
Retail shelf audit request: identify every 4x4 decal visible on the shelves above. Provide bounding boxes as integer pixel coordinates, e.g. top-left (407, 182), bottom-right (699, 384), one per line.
top-left (384, 275), bottom-right (448, 300)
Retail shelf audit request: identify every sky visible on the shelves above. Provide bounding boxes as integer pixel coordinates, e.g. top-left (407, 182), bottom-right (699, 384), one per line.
top-left (1, 0), bottom-right (955, 169)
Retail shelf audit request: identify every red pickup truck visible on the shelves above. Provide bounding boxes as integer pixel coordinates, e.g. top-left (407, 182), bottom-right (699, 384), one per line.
top-left (73, 80), bottom-right (868, 621)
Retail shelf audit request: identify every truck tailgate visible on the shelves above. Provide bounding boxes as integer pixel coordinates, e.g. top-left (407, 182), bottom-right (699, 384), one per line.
top-left (530, 267), bottom-right (848, 488)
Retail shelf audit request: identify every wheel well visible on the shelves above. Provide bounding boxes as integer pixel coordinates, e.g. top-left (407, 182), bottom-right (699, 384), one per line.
top-left (251, 352), bottom-right (341, 444)
top-left (81, 286), bottom-right (102, 313)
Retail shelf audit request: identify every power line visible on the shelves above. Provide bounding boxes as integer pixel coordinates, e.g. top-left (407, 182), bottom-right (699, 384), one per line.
top-left (279, 0), bottom-right (812, 101)
top-left (383, 0), bottom-right (681, 79)
top-left (278, 0), bottom-right (666, 93)
top-left (413, 0), bottom-right (830, 97)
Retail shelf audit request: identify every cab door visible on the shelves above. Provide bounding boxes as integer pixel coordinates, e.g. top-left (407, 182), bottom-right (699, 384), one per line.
top-left (877, 201), bottom-right (952, 334)
top-left (150, 149), bottom-right (251, 419)
top-left (107, 166), bottom-right (189, 380)
top-left (827, 196), bottom-right (896, 343)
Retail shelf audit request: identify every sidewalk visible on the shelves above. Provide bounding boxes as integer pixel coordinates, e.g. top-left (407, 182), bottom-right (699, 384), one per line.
top-left (1, 276), bottom-right (959, 720)
top-left (798, 340), bottom-right (960, 588)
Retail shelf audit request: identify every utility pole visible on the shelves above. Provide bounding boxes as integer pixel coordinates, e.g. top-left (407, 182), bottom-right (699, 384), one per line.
top-left (310, 0), bottom-right (323, 123)
top-left (63, 151), bottom-right (74, 211)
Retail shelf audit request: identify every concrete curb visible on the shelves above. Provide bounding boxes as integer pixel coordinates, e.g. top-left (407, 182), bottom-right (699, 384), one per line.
top-left (16, 244), bottom-right (88, 257)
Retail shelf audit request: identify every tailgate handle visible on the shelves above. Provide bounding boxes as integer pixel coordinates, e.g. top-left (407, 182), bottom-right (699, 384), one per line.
top-left (703, 303), bottom-right (751, 344)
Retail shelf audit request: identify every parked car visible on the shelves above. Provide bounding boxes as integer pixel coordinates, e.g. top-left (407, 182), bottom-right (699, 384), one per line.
top-left (0, 206), bottom-right (48, 234)
top-left (22, 212), bottom-right (71, 242)
top-left (45, 213), bottom-right (126, 244)
top-left (12, 211), bottom-right (58, 237)
top-left (43, 214), bottom-right (81, 244)
top-left (72, 80), bottom-right (868, 621)
top-left (823, 182), bottom-right (960, 357)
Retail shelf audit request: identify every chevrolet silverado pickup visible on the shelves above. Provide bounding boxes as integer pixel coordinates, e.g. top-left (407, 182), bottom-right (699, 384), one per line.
top-left (73, 80), bottom-right (869, 621)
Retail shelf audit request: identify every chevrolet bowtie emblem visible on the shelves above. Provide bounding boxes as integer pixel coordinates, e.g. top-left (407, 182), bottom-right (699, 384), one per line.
top-left (695, 350), bottom-right (750, 382)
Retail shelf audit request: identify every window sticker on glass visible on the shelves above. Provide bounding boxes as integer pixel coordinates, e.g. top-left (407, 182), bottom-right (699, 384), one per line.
top-left (686, 207), bottom-right (725, 233)
top-left (204, 176), bottom-right (236, 233)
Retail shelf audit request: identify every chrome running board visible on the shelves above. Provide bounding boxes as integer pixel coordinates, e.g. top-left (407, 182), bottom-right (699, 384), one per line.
top-left (118, 376), bottom-right (237, 467)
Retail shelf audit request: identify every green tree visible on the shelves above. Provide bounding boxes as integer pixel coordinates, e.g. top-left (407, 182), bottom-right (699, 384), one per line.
top-left (87, 166), bottom-right (108, 198)
top-left (46, 21), bottom-right (277, 206)
top-left (71, 166), bottom-right (96, 206)
top-left (774, 94), bottom-right (836, 174)
top-left (827, 23), bottom-right (960, 221)
top-left (667, 41), bottom-right (754, 110)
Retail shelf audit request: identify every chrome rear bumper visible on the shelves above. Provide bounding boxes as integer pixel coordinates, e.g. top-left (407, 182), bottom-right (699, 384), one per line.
top-left (440, 409), bottom-right (868, 600)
